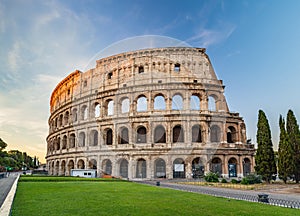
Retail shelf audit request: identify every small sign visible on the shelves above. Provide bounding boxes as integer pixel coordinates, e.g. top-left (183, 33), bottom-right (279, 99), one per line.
top-left (174, 164), bottom-right (184, 172)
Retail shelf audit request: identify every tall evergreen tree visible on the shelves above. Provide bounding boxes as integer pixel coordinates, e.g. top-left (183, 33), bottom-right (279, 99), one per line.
top-left (286, 110), bottom-right (300, 183)
top-left (255, 110), bottom-right (277, 183)
top-left (278, 115), bottom-right (294, 183)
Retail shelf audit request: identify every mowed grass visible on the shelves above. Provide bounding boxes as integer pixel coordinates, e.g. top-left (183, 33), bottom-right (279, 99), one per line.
top-left (11, 177), bottom-right (298, 216)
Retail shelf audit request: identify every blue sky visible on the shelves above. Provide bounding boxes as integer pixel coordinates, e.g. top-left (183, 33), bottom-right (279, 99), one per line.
top-left (1, 0), bottom-right (300, 162)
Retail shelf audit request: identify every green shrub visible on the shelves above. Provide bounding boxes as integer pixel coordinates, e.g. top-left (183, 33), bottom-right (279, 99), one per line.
top-left (221, 178), bottom-right (227, 183)
top-left (204, 172), bottom-right (219, 182)
top-left (231, 179), bottom-right (239, 184)
top-left (241, 174), bottom-right (262, 185)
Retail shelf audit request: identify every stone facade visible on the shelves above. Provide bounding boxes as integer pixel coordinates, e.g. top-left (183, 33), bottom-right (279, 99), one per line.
top-left (46, 47), bottom-right (255, 179)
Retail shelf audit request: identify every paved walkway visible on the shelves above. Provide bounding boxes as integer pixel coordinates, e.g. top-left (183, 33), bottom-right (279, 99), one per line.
top-left (137, 180), bottom-right (300, 208)
top-left (0, 173), bottom-right (19, 215)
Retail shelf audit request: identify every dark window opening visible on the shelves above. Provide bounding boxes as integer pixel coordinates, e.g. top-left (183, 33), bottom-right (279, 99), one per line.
top-left (173, 125), bottom-right (184, 143)
top-left (192, 125), bottom-right (202, 142)
top-left (138, 66), bottom-right (144, 73)
top-left (83, 80), bottom-right (87, 87)
top-left (108, 72), bottom-right (113, 79)
top-left (154, 126), bottom-right (166, 143)
top-left (137, 126), bottom-right (147, 143)
top-left (106, 129), bottom-right (113, 145)
top-left (119, 128), bottom-right (129, 144)
top-left (174, 63), bottom-right (180, 72)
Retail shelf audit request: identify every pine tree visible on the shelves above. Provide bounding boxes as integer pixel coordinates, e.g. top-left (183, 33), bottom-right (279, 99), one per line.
top-left (278, 115), bottom-right (294, 183)
top-left (286, 110), bottom-right (300, 183)
top-left (255, 110), bottom-right (277, 183)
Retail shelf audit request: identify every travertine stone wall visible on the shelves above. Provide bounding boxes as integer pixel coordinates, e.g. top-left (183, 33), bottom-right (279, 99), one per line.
top-left (46, 47), bottom-right (255, 179)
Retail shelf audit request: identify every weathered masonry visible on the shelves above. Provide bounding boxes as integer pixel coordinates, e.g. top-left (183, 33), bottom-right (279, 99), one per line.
top-left (46, 47), bottom-right (255, 179)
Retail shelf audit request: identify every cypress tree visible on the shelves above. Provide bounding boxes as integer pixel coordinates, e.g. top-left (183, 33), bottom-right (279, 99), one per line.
top-left (255, 110), bottom-right (277, 183)
top-left (278, 115), bottom-right (294, 183)
top-left (286, 110), bottom-right (300, 183)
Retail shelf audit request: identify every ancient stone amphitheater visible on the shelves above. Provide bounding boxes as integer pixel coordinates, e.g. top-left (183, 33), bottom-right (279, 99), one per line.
top-left (46, 47), bottom-right (255, 179)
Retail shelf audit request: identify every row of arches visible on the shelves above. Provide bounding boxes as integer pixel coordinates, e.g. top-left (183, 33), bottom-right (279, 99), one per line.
top-left (48, 157), bottom-right (252, 179)
top-left (50, 93), bottom-right (219, 132)
top-left (48, 124), bottom-right (239, 153)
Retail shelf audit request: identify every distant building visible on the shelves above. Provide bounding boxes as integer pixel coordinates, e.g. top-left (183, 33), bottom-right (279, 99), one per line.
top-left (46, 47), bottom-right (255, 179)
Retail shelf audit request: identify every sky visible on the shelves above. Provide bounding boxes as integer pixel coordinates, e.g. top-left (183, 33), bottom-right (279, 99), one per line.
top-left (1, 0), bottom-right (300, 163)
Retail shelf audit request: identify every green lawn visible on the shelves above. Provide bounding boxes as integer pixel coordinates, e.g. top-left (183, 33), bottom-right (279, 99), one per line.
top-left (11, 177), bottom-right (299, 216)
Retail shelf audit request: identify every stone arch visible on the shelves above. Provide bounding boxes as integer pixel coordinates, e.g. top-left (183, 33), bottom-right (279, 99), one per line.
top-left (59, 114), bottom-right (63, 127)
top-left (81, 105), bottom-right (88, 120)
top-left (154, 94), bottom-right (166, 110)
top-left (120, 97), bottom-right (130, 113)
top-left (228, 157), bottom-right (238, 177)
top-left (55, 137), bottom-right (61, 150)
top-left (119, 159), bottom-right (128, 178)
top-left (192, 157), bottom-right (205, 178)
top-left (137, 95), bottom-right (147, 112)
top-left (94, 102), bottom-right (101, 118)
top-left (77, 159), bottom-right (85, 169)
top-left (173, 125), bottom-right (184, 143)
top-left (64, 111), bottom-right (69, 125)
top-left (243, 158), bottom-right (251, 176)
top-left (68, 160), bottom-right (74, 175)
top-left (154, 158), bottom-right (166, 178)
top-left (210, 125), bottom-right (221, 142)
top-left (55, 161), bottom-right (59, 176)
top-left (172, 94), bottom-right (183, 110)
top-left (154, 125), bottom-right (166, 143)
top-left (61, 160), bottom-right (66, 176)
top-left (78, 132), bottom-right (86, 147)
top-left (69, 133), bottom-right (76, 148)
top-left (62, 135), bottom-right (67, 149)
top-left (190, 95), bottom-right (200, 110)
top-left (102, 159), bottom-right (112, 175)
top-left (119, 127), bottom-right (129, 144)
top-left (192, 124), bottom-right (202, 142)
top-left (105, 128), bottom-right (113, 145)
top-left (72, 108), bottom-right (78, 122)
top-left (88, 159), bottom-right (97, 169)
top-left (208, 95), bottom-right (217, 111)
top-left (211, 157), bottom-right (222, 176)
top-left (137, 126), bottom-right (147, 143)
top-left (227, 126), bottom-right (237, 143)
top-left (173, 158), bottom-right (185, 178)
top-left (105, 99), bottom-right (114, 116)
top-left (136, 158), bottom-right (146, 178)
top-left (89, 130), bottom-right (98, 146)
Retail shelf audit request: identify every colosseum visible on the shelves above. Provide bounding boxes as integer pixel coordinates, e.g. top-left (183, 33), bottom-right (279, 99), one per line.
top-left (46, 47), bottom-right (255, 180)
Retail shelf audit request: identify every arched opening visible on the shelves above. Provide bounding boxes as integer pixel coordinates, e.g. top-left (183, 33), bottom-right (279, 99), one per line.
top-left (106, 129), bottom-right (113, 145)
top-left (119, 127), bottom-right (129, 144)
top-left (228, 158), bottom-right (237, 177)
top-left (173, 125), bottom-right (184, 143)
top-left (210, 125), bottom-right (220, 142)
top-left (137, 126), bottom-right (147, 143)
top-left (72, 108), bottom-right (77, 122)
top-left (62, 135), bottom-right (67, 149)
top-left (107, 100), bottom-right (114, 116)
top-left (192, 157), bottom-right (204, 178)
top-left (172, 94), bottom-right (183, 110)
top-left (77, 159), bottom-right (85, 169)
top-left (208, 96), bottom-right (216, 111)
top-left (243, 158), bottom-right (251, 177)
top-left (119, 159), bottom-right (128, 178)
top-left (173, 158), bottom-right (185, 178)
top-left (102, 159), bottom-right (112, 175)
top-left (61, 160), bottom-right (66, 176)
top-left (211, 157), bottom-right (222, 176)
top-left (137, 96), bottom-right (147, 112)
top-left (55, 161), bottom-right (59, 176)
top-left (78, 132), bottom-right (85, 147)
top-left (94, 103), bottom-right (101, 118)
top-left (68, 160), bottom-right (74, 175)
top-left (227, 126), bottom-right (237, 143)
top-left (174, 63), bottom-right (180, 72)
top-left (136, 158), bottom-right (146, 178)
top-left (121, 98), bottom-right (130, 113)
top-left (190, 95), bottom-right (200, 110)
top-left (154, 158), bottom-right (166, 178)
top-left (64, 111), bottom-right (69, 125)
top-left (192, 125), bottom-right (202, 142)
top-left (90, 130), bottom-right (98, 146)
top-left (69, 133), bottom-right (75, 148)
top-left (154, 125), bottom-right (166, 143)
top-left (56, 137), bottom-right (60, 150)
top-left (88, 159), bottom-right (97, 169)
top-left (59, 114), bottom-right (63, 127)
top-left (81, 105), bottom-right (88, 120)
top-left (154, 95), bottom-right (166, 110)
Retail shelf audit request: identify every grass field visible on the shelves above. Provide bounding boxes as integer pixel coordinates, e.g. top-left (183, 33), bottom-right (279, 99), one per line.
top-left (11, 176), bottom-right (299, 216)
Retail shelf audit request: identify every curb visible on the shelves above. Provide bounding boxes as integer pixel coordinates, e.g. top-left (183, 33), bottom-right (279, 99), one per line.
top-left (0, 174), bottom-right (20, 216)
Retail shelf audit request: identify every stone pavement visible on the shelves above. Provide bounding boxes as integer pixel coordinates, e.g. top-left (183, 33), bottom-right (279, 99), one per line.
top-left (0, 173), bottom-right (19, 216)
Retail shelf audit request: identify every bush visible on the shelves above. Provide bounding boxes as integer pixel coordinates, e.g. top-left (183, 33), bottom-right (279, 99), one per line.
top-left (221, 178), bottom-right (227, 183)
top-left (231, 179), bottom-right (239, 184)
top-left (241, 174), bottom-right (262, 185)
top-left (204, 172), bottom-right (219, 182)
